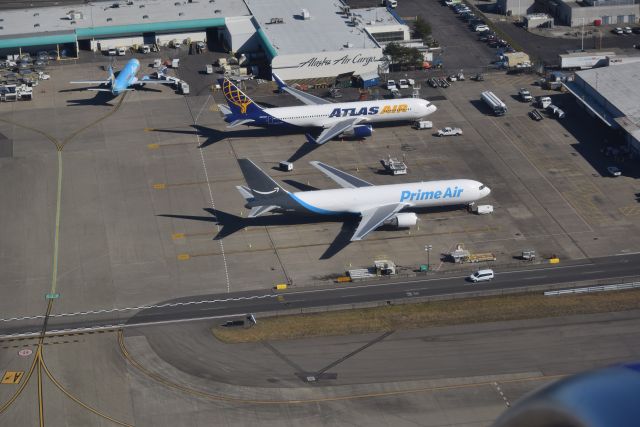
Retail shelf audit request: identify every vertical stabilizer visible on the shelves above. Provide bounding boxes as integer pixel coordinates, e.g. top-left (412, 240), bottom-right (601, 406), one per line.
top-left (219, 79), bottom-right (264, 118)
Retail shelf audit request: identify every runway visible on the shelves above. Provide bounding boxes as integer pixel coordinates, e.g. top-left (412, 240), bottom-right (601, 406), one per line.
top-left (2, 252), bottom-right (640, 338)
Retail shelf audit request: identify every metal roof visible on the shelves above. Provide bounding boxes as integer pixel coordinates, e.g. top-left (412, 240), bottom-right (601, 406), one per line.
top-left (0, 0), bottom-right (249, 40)
top-left (349, 7), bottom-right (404, 28)
top-left (576, 62), bottom-right (640, 128)
top-left (244, 0), bottom-right (379, 55)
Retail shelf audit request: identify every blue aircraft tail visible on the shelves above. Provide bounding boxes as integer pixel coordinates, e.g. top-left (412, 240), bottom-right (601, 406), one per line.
top-left (219, 78), bottom-right (264, 118)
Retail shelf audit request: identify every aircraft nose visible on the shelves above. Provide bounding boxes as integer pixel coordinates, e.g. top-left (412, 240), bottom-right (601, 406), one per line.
top-left (428, 103), bottom-right (437, 114)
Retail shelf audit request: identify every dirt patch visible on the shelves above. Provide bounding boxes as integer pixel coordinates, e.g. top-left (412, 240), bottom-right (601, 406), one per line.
top-left (212, 290), bottom-right (640, 343)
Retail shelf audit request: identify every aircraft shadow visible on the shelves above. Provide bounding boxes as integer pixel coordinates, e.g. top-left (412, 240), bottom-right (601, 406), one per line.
top-left (65, 91), bottom-right (117, 106)
top-left (158, 208), bottom-right (358, 259)
top-left (150, 125), bottom-right (306, 149)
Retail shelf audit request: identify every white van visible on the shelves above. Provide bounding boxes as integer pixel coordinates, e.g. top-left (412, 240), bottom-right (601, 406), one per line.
top-left (413, 120), bottom-right (433, 130)
top-left (117, 47), bottom-right (126, 56)
top-left (469, 269), bottom-right (494, 282)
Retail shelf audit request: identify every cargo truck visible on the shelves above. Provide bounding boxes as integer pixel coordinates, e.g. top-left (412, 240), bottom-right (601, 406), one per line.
top-left (481, 91), bottom-right (507, 116)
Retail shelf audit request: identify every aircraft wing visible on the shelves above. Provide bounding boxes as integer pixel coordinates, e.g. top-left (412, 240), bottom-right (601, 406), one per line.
top-left (305, 117), bottom-right (361, 145)
top-left (69, 80), bottom-right (110, 85)
top-left (273, 72), bottom-right (332, 105)
top-left (310, 161), bottom-right (372, 188)
top-left (351, 203), bottom-right (408, 241)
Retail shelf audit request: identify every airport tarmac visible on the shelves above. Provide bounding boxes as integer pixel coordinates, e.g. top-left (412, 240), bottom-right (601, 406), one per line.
top-left (1, 308), bottom-right (638, 426)
top-left (1, 57), bottom-right (640, 322)
top-left (1, 2), bottom-right (640, 424)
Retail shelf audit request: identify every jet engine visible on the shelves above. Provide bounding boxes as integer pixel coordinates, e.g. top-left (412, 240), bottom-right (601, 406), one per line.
top-left (384, 212), bottom-right (418, 228)
top-left (343, 124), bottom-right (373, 139)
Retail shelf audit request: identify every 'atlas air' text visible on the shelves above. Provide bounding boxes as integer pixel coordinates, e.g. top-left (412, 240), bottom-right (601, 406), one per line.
top-left (329, 104), bottom-right (408, 118)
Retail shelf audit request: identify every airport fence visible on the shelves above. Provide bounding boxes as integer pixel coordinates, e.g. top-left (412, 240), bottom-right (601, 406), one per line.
top-left (544, 281), bottom-right (640, 296)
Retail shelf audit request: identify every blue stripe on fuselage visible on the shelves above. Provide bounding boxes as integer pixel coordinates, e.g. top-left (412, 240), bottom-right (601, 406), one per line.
top-left (289, 193), bottom-right (350, 216)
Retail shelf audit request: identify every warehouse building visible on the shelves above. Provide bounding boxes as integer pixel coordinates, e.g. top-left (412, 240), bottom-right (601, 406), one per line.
top-left (564, 62), bottom-right (640, 155)
top-left (498, 0), bottom-right (638, 26)
top-left (0, 0), bottom-right (410, 82)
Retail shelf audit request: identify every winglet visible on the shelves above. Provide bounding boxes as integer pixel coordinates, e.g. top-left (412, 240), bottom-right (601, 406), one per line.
top-left (305, 133), bottom-right (320, 145)
top-left (272, 72), bottom-right (287, 91)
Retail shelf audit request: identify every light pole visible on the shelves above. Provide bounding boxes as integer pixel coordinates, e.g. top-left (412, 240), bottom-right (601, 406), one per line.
top-left (425, 245), bottom-right (432, 271)
top-left (581, 18), bottom-right (585, 51)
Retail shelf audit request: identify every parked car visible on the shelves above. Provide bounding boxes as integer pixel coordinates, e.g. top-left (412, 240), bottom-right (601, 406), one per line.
top-left (437, 127), bottom-right (463, 136)
top-left (612, 27), bottom-right (623, 35)
top-left (623, 26), bottom-right (632, 34)
top-left (607, 166), bottom-right (622, 177)
top-left (475, 24), bottom-right (490, 32)
top-left (398, 79), bottom-right (409, 89)
top-left (633, 27), bottom-right (640, 34)
top-left (428, 77), bottom-right (438, 88)
top-left (386, 79), bottom-right (397, 90)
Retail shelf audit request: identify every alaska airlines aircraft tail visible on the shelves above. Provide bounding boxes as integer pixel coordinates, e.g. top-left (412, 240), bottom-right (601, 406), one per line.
top-left (219, 79), bottom-right (264, 127)
top-left (236, 159), bottom-right (293, 218)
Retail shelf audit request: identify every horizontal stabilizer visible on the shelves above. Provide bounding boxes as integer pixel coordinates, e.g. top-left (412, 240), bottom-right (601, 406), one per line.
top-left (227, 118), bottom-right (255, 128)
top-left (236, 185), bottom-right (254, 201)
top-left (248, 205), bottom-right (278, 218)
top-left (87, 88), bottom-right (113, 92)
top-left (219, 104), bottom-right (232, 116)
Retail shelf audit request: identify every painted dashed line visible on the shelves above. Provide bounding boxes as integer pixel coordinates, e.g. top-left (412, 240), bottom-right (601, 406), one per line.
top-left (0, 294), bottom-right (276, 323)
top-left (492, 382), bottom-right (511, 407)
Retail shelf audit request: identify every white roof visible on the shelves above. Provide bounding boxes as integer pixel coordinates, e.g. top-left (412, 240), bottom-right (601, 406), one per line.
top-left (244, 0), bottom-right (379, 55)
top-left (350, 7), bottom-right (404, 27)
top-left (0, 0), bottom-right (250, 37)
top-left (576, 62), bottom-right (640, 128)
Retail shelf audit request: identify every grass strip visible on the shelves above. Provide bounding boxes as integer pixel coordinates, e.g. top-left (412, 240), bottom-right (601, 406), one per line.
top-left (212, 290), bottom-right (640, 344)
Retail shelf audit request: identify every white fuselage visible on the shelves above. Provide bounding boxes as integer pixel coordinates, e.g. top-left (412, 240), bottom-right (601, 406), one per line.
top-left (263, 98), bottom-right (436, 128)
top-left (289, 179), bottom-right (491, 215)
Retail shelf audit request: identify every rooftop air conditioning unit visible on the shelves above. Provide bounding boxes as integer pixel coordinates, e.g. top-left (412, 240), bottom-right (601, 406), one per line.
top-left (301, 8), bottom-right (310, 19)
top-left (66, 10), bottom-right (83, 20)
top-left (345, 42), bottom-right (353, 48)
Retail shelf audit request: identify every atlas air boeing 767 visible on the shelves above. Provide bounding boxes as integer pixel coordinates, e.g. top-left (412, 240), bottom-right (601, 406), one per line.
top-left (236, 159), bottom-right (491, 241)
top-left (219, 74), bottom-right (437, 145)
top-left (69, 58), bottom-right (165, 96)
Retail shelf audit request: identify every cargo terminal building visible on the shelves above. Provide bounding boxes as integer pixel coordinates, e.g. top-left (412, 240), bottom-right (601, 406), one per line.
top-left (0, 0), bottom-right (411, 82)
top-left (564, 62), bottom-right (640, 156)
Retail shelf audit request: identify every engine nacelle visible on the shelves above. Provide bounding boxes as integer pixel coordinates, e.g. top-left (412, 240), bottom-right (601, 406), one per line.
top-left (384, 212), bottom-right (418, 228)
top-left (343, 124), bottom-right (373, 139)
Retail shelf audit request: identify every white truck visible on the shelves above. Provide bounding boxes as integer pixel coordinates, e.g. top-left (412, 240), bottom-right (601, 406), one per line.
top-left (481, 91), bottom-right (507, 116)
top-left (437, 127), bottom-right (463, 136)
top-left (518, 88), bottom-right (532, 102)
top-left (559, 51), bottom-right (614, 70)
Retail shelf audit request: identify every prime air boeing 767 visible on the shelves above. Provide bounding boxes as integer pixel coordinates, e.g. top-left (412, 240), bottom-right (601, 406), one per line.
top-left (236, 159), bottom-right (491, 241)
top-left (219, 74), bottom-right (437, 145)
top-left (69, 58), bottom-right (165, 96)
